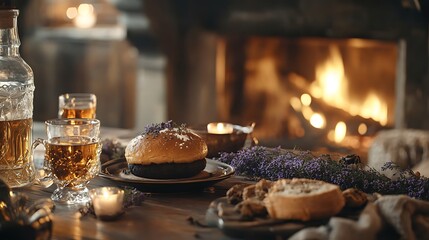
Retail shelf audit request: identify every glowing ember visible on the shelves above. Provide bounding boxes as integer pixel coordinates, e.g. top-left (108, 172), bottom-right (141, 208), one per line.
top-left (302, 106), bottom-right (314, 120)
top-left (334, 121), bottom-right (347, 143)
top-left (290, 97), bottom-right (302, 112)
top-left (358, 123), bottom-right (368, 135)
top-left (310, 113), bottom-right (325, 129)
top-left (300, 93), bottom-right (312, 106)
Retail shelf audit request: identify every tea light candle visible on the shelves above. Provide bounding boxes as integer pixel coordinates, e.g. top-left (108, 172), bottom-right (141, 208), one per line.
top-left (207, 122), bottom-right (234, 134)
top-left (89, 187), bottom-right (124, 220)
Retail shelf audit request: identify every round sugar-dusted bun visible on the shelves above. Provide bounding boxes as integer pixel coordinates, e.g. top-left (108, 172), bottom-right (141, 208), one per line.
top-left (264, 178), bottom-right (345, 221)
top-left (125, 121), bottom-right (208, 179)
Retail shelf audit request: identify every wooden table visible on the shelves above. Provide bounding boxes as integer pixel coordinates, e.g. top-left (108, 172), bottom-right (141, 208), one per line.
top-left (18, 123), bottom-right (244, 239)
top-left (15, 175), bottom-right (247, 240)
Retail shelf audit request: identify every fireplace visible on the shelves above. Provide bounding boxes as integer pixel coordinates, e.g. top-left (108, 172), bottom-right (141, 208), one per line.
top-left (217, 37), bottom-right (396, 149)
top-left (144, 0), bottom-right (428, 156)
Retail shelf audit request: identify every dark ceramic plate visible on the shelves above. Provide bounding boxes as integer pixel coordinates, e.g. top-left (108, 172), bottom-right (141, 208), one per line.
top-left (206, 197), bottom-right (363, 239)
top-left (99, 158), bottom-right (234, 192)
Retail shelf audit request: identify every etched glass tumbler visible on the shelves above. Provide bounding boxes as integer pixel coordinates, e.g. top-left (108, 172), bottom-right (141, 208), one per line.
top-left (33, 119), bottom-right (101, 204)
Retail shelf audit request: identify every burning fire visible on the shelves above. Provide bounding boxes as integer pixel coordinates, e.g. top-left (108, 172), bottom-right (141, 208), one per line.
top-left (304, 45), bottom-right (389, 145)
top-left (233, 38), bottom-right (392, 144)
top-left (310, 46), bottom-right (388, 127)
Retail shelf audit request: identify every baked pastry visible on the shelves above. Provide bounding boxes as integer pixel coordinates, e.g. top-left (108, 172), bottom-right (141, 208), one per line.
top-left (253, 179), bottom-right (274, 200)
top-left (243, 179), bottom-right (273, 201)
top-left (125, 121), bottom-right (208, 179)
top-left (242, 185), bottom-right (256, 200)
top-left (234, 199), bottom-right (267, 219)
top-left (264, 178), bottom-right (345, 221)
top-left (226, 184), bottom-right (251, 204)
top-left (342, 188), bottom-right (368, 208)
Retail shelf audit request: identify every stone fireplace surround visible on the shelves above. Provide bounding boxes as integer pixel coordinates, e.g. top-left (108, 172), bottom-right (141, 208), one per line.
top-left (144, 0), bottom-right (429, 135)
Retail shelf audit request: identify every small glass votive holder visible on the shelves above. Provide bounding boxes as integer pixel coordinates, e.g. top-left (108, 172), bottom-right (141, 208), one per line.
top-left (89, 187), bottom-right (124, 220)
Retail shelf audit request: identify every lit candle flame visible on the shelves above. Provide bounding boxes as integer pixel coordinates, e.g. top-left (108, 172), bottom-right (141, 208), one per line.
top-left (90, 187), bottom-right (124, 217)
top-left (207, 122), bottom-right (234, 134)
top-left (102, 188), bottom-right (110, 198)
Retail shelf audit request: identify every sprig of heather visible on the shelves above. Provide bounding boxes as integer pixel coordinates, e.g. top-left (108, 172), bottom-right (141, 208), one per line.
top-left (217, 146), bottom-right (429, 200)
top-left (143, 120), bottom-right (174, 135)
top-left (143, 120), bottom-right (187, 136)
top-left (100, 138), bottom-right (125, 163)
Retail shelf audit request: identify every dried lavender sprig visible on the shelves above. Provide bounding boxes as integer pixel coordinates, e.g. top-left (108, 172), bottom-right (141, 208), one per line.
top-left (101, 138), bottom-right (125, 162)
top-left (123, 187), bottom-right (147, 208)
top-left (144, 120), bottom-right (174, 135)
top-left (217, 146), bottom-right (429, 200)
top-left (143, 120), bottom-right (187, 136)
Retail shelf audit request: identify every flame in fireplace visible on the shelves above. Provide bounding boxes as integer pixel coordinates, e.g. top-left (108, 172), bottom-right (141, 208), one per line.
top-left (360, 92), bottom-right (388, 125)
top-left (310, 46), bottom-right (388, 126)
top-left (310, 46), bottom-right (348, 103)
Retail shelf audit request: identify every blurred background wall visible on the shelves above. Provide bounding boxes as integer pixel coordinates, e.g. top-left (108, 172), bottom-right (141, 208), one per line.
top-left (15, 0), bottom-right (167, 130)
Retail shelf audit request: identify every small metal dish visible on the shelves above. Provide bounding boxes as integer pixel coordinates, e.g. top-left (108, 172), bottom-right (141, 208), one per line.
top-left (190, 123), bottom-right (256, 158)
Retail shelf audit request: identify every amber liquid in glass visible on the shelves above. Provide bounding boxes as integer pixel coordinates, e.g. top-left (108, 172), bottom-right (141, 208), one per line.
top-left (60, 107), bottom-right (96, 119)
top-left (46, 136), bottom-right (100, 188)
top-left (0, 118), bottom-right (34, 187)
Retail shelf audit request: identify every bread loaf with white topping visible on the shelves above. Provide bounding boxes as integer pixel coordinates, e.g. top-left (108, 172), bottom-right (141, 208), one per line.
top-left (264, 178), bottom-right (345, 221)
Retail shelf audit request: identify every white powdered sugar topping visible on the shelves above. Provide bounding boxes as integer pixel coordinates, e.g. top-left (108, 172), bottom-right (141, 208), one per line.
top-left (175, 133), bottom-right (190, 141)
top-left (160, 127), bottom-right (191, 141)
